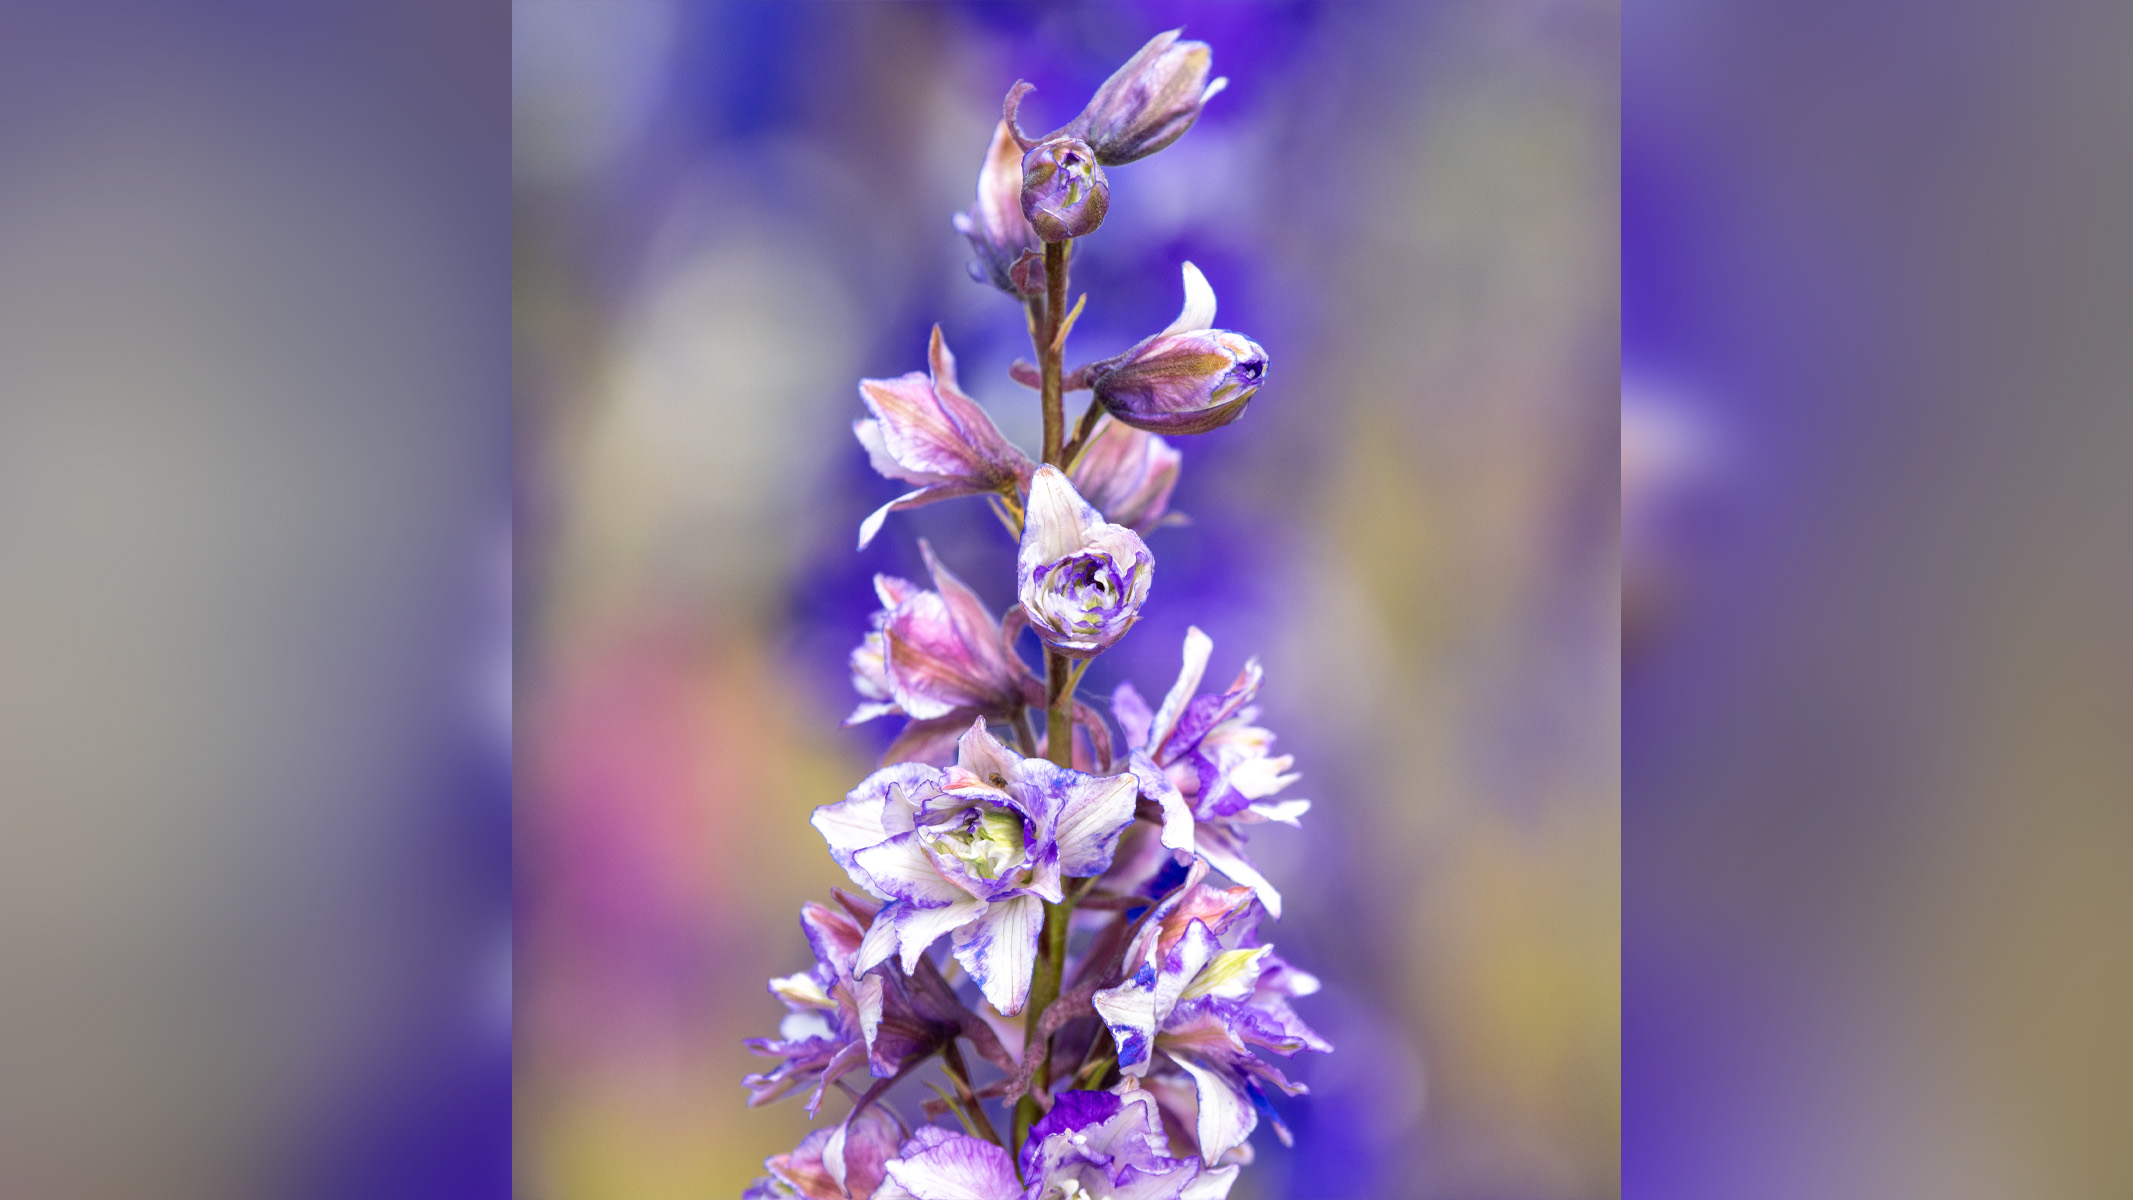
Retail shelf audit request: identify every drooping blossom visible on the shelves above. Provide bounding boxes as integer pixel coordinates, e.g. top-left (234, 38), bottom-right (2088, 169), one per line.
top-left (1115, 626), bottom-right (1306, 916)
top-left (1066, 30), bottom-right (1228, 166)
top-left (871, 1088), bottom-right (1235, 1200)
top-left (1092, 884), bottom-right (1329, 1165)
top-left (1069, 414), bottom-right (1182, 534)
top-left (847, 541), bottom-right (1045, 766)
top-left (1020, 136), bottom-right (1109, 242)
top-left (811, 721), bottom-right (1137, 1014)
top-left (1087, 264), bottom-right (1267, 436)
top-left (856, 326), bottom-right (1037, 549)
top-left (1017, 465), bottom-right (1154, 658)
top-left (743, 895), bottom-right (963, 1114)
top-left (744, 1104), bottom-right (904, 1200)
top-left (953, 120), bottom-right (1045, 298)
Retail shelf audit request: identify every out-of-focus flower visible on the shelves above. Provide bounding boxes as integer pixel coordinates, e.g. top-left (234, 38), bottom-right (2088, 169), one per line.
top-left (1092, 884), bottom-right (1329, 1165)
top-left (1017, 465), bottom-right (1153, 657)
top-left (1067, 29), bottom-right (1228, 166)
top-left (952, 120), bottom-right (1046, 298)
top-left (1020, 136), bottom-right (1109, 242)
top-left (810, 721), bottom-right (1137, 1014)
top-left (1069, 414), bottom-right (1182, 534)
top-left (872, 1088), bottom-right (1233, 1200)
top-left (856, 326), bottom-right (1036, 549)
top-left (744, 1105), bottom-right (903, 1199)
top-left (847, 541), bottom-right (1045, 766)
top-left (1088, 264), bottom-right (1267, 436)
top-left (743, 895), bottom-right (963, 1114)
top-left (1114, 627), bottom-right (1306, 917)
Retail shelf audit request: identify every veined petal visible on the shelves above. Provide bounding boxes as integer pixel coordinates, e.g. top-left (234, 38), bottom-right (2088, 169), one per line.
top-left (799, 900), bottom-right (867, 975)
top-left (880, 1131), bottom-right (1020, 1200)
top-left (1113, 680), bottom-right (1156, 750)
top-left (854, 971), bottom-right (886, 1071)
top-left (860, 896), bottom-right (988, 977)
top-left (858, 482), bottom-right (987, 550)
top-left (1093, 971), bottom-right (1163, 1076)
top-left (769, 971), bottom-right (834, 1011)
top-left (1179, 946), bottom-right (1271, 1002)
top-left (1171, 1053), bottom-right (1257, 1166)
top-left (855, 833), bottom-right (971, 906)
top-left (952, 893), bottom-right (1043, 1015)
top-left (1020, 464), bottom-right (1097, 565)
top-left (1149, 627), bottom-right (1213, 757)
top-left (1181, 1164), bottom-right (1241, 1200)
top-left (1053, 770), bottom-right (1140, 876)
top-left (1162, 262), bottom-right (1218, 336)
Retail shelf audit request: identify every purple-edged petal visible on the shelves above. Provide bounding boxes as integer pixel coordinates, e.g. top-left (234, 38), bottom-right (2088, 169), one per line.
top-left (1128, 749), bottom-right (1197, 854)
top-left (813, 764), bottom-right (936, 890)
top-left (879, 1130), bottom-right (1021, 1200)
top-left (1113, 680), bottom-right (1156, 749)
top-left (951, 892), bottom-right (1043, 1016)
top-left (1052, 770), bottom-right (1140, 876)
top-left (853, 832), bottom-right (969, 906)
top-left (799, 901), bottom-right (868, 978)
top-left (1181, 1164), bottom-right (1241, 1200)
top-left (1017, 468), bottom-right (1154, 658)
top-left (1147, 627), bottom-right (1212, 757)
top-left (855, 897), bottom-right (988, 976)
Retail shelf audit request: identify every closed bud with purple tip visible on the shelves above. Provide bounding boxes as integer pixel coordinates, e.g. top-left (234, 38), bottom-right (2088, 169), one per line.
top-left (1020, 136), bottom-right (1109, 242)
top-left (1017, 465), bottom-right (1153, 657)
top-left (1089, 262), bottom-right (1268, 435)
top-left (1068, 29), bottom-right (1228, 166)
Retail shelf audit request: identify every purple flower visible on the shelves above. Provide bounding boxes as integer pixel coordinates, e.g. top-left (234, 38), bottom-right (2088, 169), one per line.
top-left (1069, 415), bottom-right (1183, 535)
top-left (1017, 465), bottom-right (1154, 658)
top-left (1065, 30), bottom-right (1228, 167)
top-left (743, 896), bottom-right (963, 1114)
top-left (1115, 627), bottom-right (1306, 916)
top-left (872, 1089), bottom-right (1233, 1200)
top-left (847, 541), bottom-right (1046, 766)
top-left (1087, 264), bottom-right (1267, 436)
top-left (953, 120), bottom-right (1046, 298)
top-left (856, 326), bottom-right (1037, 549)
top-left (810, 721), bottom-right (1138, 1014)
top-left (1092, 885), bottom-right (1329, 1165)
top-left (745, 1105), bottom-right (904, 1199)
top-left (1020, 136), bottom-right (1109, 242)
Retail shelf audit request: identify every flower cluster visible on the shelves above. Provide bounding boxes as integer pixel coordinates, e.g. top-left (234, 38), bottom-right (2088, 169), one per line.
top-left (746, 31), bottom-right (1327, 1198)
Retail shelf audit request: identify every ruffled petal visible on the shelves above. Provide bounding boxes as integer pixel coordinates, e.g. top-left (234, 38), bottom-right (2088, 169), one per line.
top-left (951, 893), bottom-right (1043, 1016)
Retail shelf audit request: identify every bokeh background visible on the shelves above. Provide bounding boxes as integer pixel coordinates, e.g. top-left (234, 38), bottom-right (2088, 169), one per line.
top-left (514, 3), bottom-right (1619, 1198)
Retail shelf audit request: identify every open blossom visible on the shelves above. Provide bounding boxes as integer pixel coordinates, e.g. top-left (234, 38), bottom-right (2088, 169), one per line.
top-left (1070, 415), bottom-right (1182, 534)
top-left (1018, 465), bottom-right (1154, 657)
top-left (744, 895), bottom-right (963, 1114)
top-left (1115, 626), bottom-right (1306, 916)
top-left (856, 326), bottom-right (1037, 549)
top-left (811, 721), bottom-right (1137, 1014)
top-left (1066, 29), bottom-right (1228, 166)
top-left (847, 541), bottom-right (1045, 766)
top-left (745, 1105), bottom-right (904, 1200)
top-left (953, 121), bottom-right (1045, 298)
top-left (1088, 264), bottom-right (1266, 436)
top-left (1092, 884), bottom-right (1329, 1165)
top-left (1020, 136), bottom-right (1109, 242)
top-left (872, 1088), bottom-right (1236, 1200)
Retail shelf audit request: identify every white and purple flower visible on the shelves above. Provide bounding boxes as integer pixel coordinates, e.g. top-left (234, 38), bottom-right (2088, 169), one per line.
top-left (1086, 264), bottom-right (1266, 437)
top-left (871, 1087), bottom-right (1236, 1200)
top-left (743, 895), bottom-right (965, 1114)
top-left (848, 540), bottom-right (1046, 766)
top-left (1092, 884), bottom-right (1329, 1165)
top-left (1115, 626), bottom-right (1307, 917)
top-left (1018, 465), bottom-right (1154, 658)
top-left (857, 326), bottom-right (1037, 549)
top-left (812, 720), bottom-right (1138, 1015)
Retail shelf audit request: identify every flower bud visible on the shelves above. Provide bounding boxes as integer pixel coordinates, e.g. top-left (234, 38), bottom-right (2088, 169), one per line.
top-left (1068, 29), bottom-right (1228, 166)
top-left (1088, 263), bottom-right (1268, 435)
top-left (1068, 416), bottom-right (1181, 533)
top-left (1017, 466), bottom-right (1153, 658)
top-left (951, 120), bottom-right (1045, 297)
top-left (1019, 137), bottom-right (1109, 242)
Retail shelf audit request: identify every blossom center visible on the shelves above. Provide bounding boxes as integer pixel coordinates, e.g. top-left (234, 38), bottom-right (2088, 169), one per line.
top-left (920, 804), bottom-right (1027, 881)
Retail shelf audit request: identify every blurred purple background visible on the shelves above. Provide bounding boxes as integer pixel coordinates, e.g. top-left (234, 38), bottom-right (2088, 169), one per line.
top-left (514, 2), bottom-right (1618, 1197)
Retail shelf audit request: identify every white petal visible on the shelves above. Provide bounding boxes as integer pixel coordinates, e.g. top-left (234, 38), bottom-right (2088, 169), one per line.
top-left (1181, 1163), bottom-right (1241, 1200)
top-left (881, 1132), bottom-right (1020, 1200)
top-left (854, 835), bottom-right (970, 906)
top-left (1194, 826), bottom-right (1282, 920)
top-left (855, 971), bottom-right (885, 1054)
top-left (893, 898), bottom-right (989, 974)
top-left (1020, 465), bottom-right (1095, 566)
top-left (1150, 627), bottom-right (1213, 754)
top-left (1244, 798), bottom-right (1311, 826)
top-left (1173, 1053), bottom-right (1257, 1166)
top-left (1161, 261), bottom-right (1218, 336)
top-left (952, 894), bottom-right (1043, 1015)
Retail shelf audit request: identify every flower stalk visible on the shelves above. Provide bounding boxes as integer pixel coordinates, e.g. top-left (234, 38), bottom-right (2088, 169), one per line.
top-left (746, 31), bottom-right (1322, 1200)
